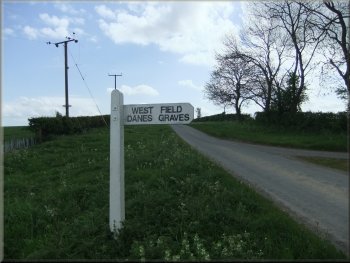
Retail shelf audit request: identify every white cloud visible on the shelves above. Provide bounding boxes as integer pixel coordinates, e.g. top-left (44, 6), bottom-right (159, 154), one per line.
top-left (39, 13), bottom-right (69, 28)
top-left (107, 84), bottom-right (159, 96)
top-left (54, 3), bottom-right (86, 15)
top-left (96, 2), bottom-right (239, 66)
top-left (2, 96), bottom-right (100, 126)
top-left (95, 5), bottom-right (117, 20)
top-left (4, 28), bottom-right (15, 36)
top-left (41, 26), bottom-right (69, 39)
top-left (178, 80), bottom-right (202, 91)
top-left (70, 17), bottom-right (85, 25)
top-left (120, 84), bottom-right (159, 96)
top-left (23, 25), bottom-right (39, 40)
top-left (22, 13), bottom-right (85, 40)
top-left (88, 35), bottom-right (98, 43)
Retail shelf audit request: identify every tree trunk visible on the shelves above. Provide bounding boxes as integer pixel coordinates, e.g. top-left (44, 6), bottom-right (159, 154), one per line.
top-left (235, 103), bottom-right (241, 120)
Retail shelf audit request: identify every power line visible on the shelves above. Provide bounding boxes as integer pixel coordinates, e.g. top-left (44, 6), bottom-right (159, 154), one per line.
top-left (68, 49), bottom-right (109, 128)
top-left (47, 35), bottom-right (78, 117)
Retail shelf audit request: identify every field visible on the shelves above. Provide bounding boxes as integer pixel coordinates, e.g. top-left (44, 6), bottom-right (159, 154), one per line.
top-left (3, 126), bottom-right (35, 140)
top-left (4, 125), bottom-right (346, 260)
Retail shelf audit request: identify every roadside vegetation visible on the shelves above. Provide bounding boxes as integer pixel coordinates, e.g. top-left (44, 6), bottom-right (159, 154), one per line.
top-left (191, 113), bottom-right (347, 152)
top-left (296, 156), bottom-right (348, 172)
top-left (191, 121), bottom-right (347, 152)
top-left (4, 125), bottom-right (346, 260)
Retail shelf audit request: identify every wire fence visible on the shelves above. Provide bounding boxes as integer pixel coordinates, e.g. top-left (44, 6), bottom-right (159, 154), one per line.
top-left (4, 137), bottom-right (37, 153)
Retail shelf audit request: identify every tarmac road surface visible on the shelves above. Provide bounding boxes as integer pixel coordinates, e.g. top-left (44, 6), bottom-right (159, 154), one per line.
top-left (172, 125), bottom-right (349, 255)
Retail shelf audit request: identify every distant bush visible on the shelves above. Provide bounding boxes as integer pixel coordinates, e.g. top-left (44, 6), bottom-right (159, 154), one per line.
top-left (28, 114), bottom-right (110, 141)
top-left (255, 111), bottom-right (348, 133)
top-left (193, 113), bottom-right (253, 122)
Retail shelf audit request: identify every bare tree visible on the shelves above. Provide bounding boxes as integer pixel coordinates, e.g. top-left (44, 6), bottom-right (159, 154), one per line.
top-left (205, 42), bottom-right (255, 117)
top-left (263, 1), bottom-right (327, 113)
top-left (302, 1), bottom-right (349, 102)
top-left (237, 4), bottom-right (289, 112)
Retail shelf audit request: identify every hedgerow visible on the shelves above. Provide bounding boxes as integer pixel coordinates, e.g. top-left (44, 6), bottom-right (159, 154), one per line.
top-left (193, 113), bottom-right (253, 122)
top-left (28, 113), bottom-right (109, 141)
top-left (193, 111), bottom-right (347, 134)
top-left (254, 111), bottom-right (347, 133)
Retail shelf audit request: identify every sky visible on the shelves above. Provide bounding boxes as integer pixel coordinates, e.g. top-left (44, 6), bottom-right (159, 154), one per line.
top-left (2, 1), bottom-right (347, 126)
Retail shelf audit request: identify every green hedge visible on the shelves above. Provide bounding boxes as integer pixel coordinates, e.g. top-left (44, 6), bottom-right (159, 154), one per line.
top-left (193, 113), bottom-right (253, 122)
top-left (28, 115), bottom-right (110, 141)
top-left (255, 111), bottom-right (348, 133)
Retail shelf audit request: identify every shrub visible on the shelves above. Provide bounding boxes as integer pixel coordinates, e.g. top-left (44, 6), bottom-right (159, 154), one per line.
top-left (28, 115), bottom-right (110, 141)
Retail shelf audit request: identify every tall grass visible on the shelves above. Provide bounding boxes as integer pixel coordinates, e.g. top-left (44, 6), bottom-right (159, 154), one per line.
top-left (4, 126), bottom-right (346, 260)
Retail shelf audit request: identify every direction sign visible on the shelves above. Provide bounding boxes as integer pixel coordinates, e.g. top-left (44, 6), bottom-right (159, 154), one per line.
top-left (124, 103), bottom-right (194, 125)
top-left (110, 89), bottom-right (194, 234)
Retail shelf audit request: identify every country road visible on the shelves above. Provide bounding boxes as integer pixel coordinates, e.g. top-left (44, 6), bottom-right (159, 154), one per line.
top-left (171, 125), bottom-right (349, 255)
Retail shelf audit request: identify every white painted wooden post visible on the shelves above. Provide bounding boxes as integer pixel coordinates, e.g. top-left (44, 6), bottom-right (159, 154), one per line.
top-left (109, 92), bottom-right (193, 234)
top-left (110, 89), bottom-right (125, 233)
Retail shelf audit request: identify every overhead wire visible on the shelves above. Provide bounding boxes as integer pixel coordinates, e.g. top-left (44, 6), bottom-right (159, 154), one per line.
top-left (68, 49), bottom-right (109, 128)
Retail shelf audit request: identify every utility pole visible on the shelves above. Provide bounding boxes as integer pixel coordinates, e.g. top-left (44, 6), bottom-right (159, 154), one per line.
top-left (47, 35), bottom-right (78, 117)
top-left (108, 73), bottom-right (122, 90)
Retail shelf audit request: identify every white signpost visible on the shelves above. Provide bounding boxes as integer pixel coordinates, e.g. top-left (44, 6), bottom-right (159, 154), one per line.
top-left (109, 89), bottom-right (194, 232)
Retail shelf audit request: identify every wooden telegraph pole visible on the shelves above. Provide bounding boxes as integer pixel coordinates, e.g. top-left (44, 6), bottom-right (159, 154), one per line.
top-left (47, 35), bottom-right (78, 117)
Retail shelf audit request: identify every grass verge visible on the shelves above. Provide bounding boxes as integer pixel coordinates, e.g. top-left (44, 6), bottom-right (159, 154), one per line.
top-left (191, 121), bottom-right (347, 152)
top-left (296, 156), bottom-right (348, 172)
top-left (4, 126), bottom-right (346, 260)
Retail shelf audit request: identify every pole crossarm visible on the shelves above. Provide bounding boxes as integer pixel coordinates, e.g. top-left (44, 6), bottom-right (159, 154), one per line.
top-left (47, 37), bottom-right (78, 47)
top-left (108, 73), bottom-right (123, 90)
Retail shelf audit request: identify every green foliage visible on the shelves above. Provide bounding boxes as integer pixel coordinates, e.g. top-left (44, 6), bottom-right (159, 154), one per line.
top-left (193, 111), bottom-right (348, 135)
top-left (255, 111), bottom-right (347, 134)
top-left (28, 115), bottom-right (110, 140)
top-left (271, 72), bottom-right (308, 113)
top-left (4, 126), bottom-right (346, 260)
top-left (335, 87), bottom-right (349, 102)
top-left (191, 121), bottom-right (347, 152)
top-left (193, 113), bottom-right (253, 122)
top-left (129, 232), bottom-right (263, 261)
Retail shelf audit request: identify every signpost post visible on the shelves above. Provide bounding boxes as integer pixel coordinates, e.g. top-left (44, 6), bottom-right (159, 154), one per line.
top-left (110, 90), bottom-right (124, 232)
top-left (110, 90), bottom-right (194, 233)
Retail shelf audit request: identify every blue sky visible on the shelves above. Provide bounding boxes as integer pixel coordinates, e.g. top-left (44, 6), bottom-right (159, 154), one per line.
top-left (2, 1), bottom-right (346, 126)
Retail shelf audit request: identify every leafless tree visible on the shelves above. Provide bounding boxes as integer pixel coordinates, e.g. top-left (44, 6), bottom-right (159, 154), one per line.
top-left (263, 1), bottom-right (327, 113)
top-left (237, 4), bottom-right (289, 112)
top-left (302, 1), bottom-right (349, 104)
top-left (205, 41), bottom-right (255, 117)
